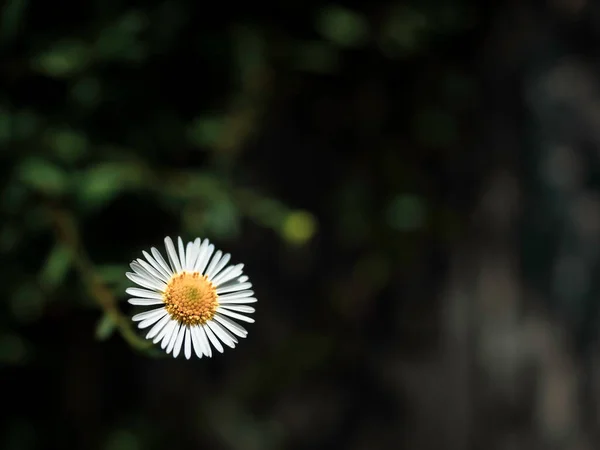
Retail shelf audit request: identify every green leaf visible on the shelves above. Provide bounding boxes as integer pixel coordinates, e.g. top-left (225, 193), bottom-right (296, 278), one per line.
top-left (95, 314), bottom-right (116, 341)
top-left (45, 128), bottom-right (88, 162)
top-left (187, 116), bottom-right (226, 148)
top-left (94, 12), bottom-right (148, 62)
top-left (97, 264), bottom-right (130, 293)
top-left (316, 6), bottom-right (369, 48)
top-left (242, 195), bottom-right (286, 229)
top-left (203, 197), bottom-right (241, 239)
top-left (379, 7), bottom-right (429, 57)
top-left (77, 163), bottom-right (145, 210)
top-left (39, 243), bottom-right (72, 289)
top-left (32, 39), bottom-right (91, 78)
top-left (17, 158), bottom-right (67, 196)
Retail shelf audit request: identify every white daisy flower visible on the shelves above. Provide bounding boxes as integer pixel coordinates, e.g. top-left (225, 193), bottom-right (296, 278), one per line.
top-left (125, 236), bottom-right (256, 359)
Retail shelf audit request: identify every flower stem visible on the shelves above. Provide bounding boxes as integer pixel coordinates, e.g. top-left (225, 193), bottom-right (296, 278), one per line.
top-left (50, 207), bottom-right (152, 351)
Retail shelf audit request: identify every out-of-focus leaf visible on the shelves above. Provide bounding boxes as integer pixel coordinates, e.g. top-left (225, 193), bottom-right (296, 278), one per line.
top-left (94, 11), bottom-right (148, 62)
top-left (169, 172), bottom-right (224, 200)
top-left (315, 6), bottom-right (369, 48)
top-left (97, 264), bottom-right (128, 284)
top-left (203, 197), bottom-right (241, 239)
top-left (17, 158), bottom-right (67, 196)
top-left (76, 162), bottom-right (146, 210)
top-left (95, 314), bottom-right (116, 341)
top-left (187, 116), bottom-right (226, 148)
top-left (239, 193), bottom-right (287, 229)
top-left (32, 39), bottom-right (91, 78)
top-left (282, 210), bottom-right (317, 245)
top-left (39, 243), bottom-right (72, 289)
top-left (379, 7), bottom-right (429, 57)
top-left (0, 0), bottom-right (28, 45)
top-left (97, 264), bottom-right (130, 293)
top-left (45, 128), bottom-right (88, 162)
top-left (10, 285), bottom-right (43, 323)
top-left (0, 333), bottom-right (28, 364)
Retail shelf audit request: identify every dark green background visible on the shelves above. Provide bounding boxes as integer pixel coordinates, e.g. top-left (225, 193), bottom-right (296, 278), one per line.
top-left (3, 0), bottom-right (599, 449)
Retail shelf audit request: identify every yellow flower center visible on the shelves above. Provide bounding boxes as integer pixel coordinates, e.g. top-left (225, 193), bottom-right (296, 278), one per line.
top-left (163, 272), bottom-right (218, 326)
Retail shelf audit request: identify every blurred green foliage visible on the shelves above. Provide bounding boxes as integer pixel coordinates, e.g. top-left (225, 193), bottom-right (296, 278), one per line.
top-left (0, 0), bottom-right (477, 448)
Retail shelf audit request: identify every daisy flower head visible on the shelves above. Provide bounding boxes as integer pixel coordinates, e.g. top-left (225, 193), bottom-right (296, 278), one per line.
top-left (126, 236), bottom-right (256, 359)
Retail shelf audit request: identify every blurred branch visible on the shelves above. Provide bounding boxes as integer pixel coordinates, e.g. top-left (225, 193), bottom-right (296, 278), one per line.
top-left (49, 207), bottom-right (152, 351)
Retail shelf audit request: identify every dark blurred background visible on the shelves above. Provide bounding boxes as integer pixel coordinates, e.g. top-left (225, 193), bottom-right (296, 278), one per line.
top-left (3, 0), bottom-right (600, 449)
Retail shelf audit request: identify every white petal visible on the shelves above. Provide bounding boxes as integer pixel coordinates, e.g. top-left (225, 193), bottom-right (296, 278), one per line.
top-left (220, 304), bottom-right (255, 314)
top-left (164, 237), bottom-right (182, 273)
top-left (184, 326), bottom-right (192, 360)
top-left (130, 261), bottom-right (155, 280)
top-left (190, 325), bottom-right (204, 358)
top-left (216, 282), bottom-right (252, 295)
top-left (146, 314), bottom-right (171, 340)
top-left (213, 314), bottom-right (248, 338)
top-left (138, 310), bottom-right (168, 329)
top-left (218, 296), bottom-right (257, 305)
top-left (203, 323), bottom-right (223, 353)
top-left (172, 324), bottom-right (186, 358)
top-left (128, 298), bottom-right (164, 306)
top-left (132, 307), bottom-right (165, 322)
top-left (207, 320), bottom-right (237, 348)
top-left (238, 275), bottom-right (249, 282)
top-left (177, 237), bottom-right (187, 271)
top-left (206, 252), bottom-right (231, 280)
top-left (143, 250), bottom-right (172, 280)
top-left (217, 307), bottom-right (255, 323)
top-left (196, 325), bottom-right (212, 357)
top-left (194, 240), bottom-right (212, 273)
top-left (185, 241), bottom-right (197, 272)
top-left (150, 248), bottom-right (174, 277)
top-left (218, 290), bottom-right (254, 300)
top-left (204, 250), bottom-right (222, 278)
top-left (166, 323), bottom-right (181, 353)
top-left (126, 272), bottom-right (165, 292)
top-left (136, 258), bottom-right (170, 283)
top-left (156, 320), bottom-right (176, 345)
top-left (211, 264), bottom-right (244, 286)
top-left (126, 288), bottom-right (163, 300)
